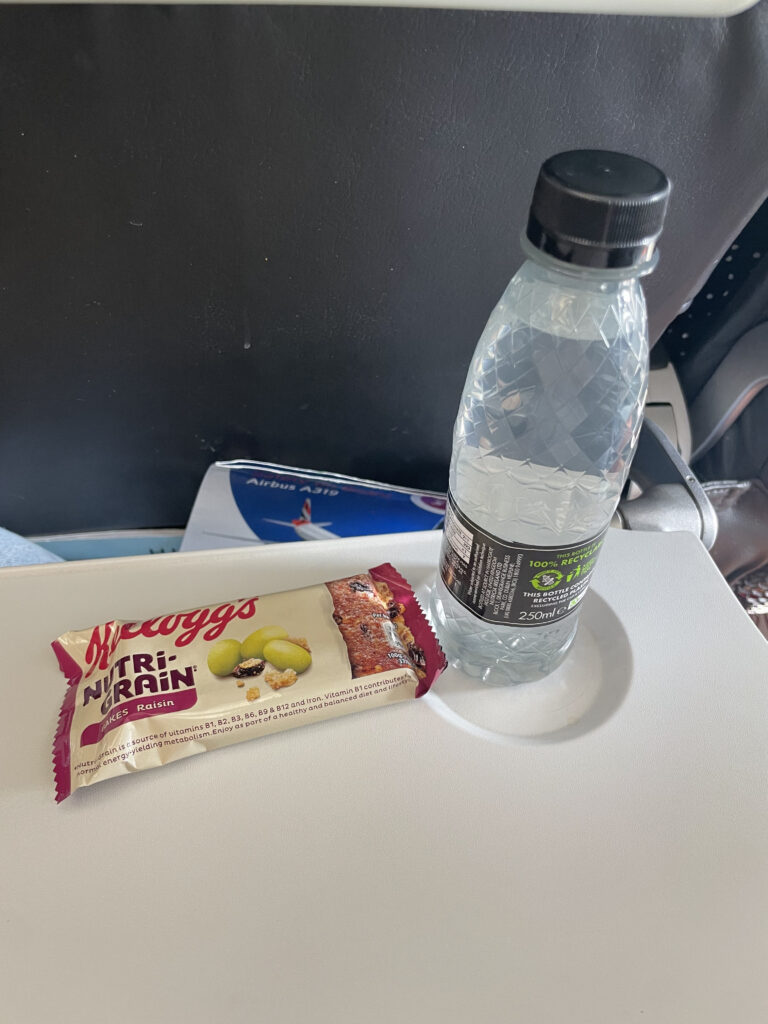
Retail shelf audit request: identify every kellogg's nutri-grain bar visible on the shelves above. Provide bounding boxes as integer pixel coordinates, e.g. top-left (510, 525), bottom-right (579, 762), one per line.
top-left (51, 564), bottom-right (445, 802)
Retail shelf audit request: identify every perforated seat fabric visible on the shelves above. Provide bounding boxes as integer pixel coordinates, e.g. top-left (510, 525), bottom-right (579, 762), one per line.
top-left (663, 201), bottom-right (768, 404)
top-left (664, 198), bottom-right (768, 489)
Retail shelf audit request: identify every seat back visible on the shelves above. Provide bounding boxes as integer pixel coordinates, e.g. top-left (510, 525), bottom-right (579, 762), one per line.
top-left (1, 4), bottom-right (767, 533)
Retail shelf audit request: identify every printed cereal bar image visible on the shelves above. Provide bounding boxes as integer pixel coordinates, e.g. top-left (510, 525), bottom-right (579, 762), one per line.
top-left (207, 630), bottom-right (312, 694)
top-left (326, 574), bottom-right (427, 679)
top-left (265, 667), bottom-right (298, 690)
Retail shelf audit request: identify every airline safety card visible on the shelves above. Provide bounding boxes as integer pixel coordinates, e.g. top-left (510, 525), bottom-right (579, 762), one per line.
top-left (181, 461), bottom-right (446, 552)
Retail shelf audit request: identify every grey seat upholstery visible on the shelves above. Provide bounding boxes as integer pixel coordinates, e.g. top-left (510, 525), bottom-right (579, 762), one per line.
top-left (1, 3), bottom-right (767, 534)
top-left (663, 195), bottom-right (768, 635)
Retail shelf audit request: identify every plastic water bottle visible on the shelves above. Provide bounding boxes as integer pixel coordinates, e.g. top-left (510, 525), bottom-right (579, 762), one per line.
top-left (430, 150), bottom-right (670, 685)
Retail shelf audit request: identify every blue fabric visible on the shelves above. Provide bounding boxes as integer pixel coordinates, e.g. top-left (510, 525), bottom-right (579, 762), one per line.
top-left (0, 527), bottom-right (63, 567)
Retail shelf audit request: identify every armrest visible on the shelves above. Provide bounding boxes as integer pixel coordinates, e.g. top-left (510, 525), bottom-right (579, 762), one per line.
top-left (689, 322), bottom-right (768, 462)
top-left (617, 418), bottom-right (719, 549)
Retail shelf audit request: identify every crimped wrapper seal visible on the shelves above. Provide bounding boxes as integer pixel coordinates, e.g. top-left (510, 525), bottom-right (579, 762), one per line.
top-left (52, 563), bottom-right (445, 802)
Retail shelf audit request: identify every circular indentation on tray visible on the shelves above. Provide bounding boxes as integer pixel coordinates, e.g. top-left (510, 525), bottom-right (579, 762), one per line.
top-left (423, 592), bottom-right (633, 745)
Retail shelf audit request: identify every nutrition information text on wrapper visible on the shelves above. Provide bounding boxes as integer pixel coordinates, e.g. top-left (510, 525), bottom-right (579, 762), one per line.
top-left (439, 493), bottom-right (608, 627)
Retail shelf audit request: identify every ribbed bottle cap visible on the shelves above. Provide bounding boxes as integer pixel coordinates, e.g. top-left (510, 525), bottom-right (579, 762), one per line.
top-left (526, 150), bottom-right (671, 271)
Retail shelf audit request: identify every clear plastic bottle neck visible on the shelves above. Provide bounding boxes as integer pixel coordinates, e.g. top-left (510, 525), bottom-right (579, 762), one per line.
top-left (519, 231), bottom-right (658, 284)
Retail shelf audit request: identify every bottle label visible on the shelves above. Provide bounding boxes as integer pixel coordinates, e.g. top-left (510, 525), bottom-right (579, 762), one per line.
top-left (439, 492), bottom-right (609, 627)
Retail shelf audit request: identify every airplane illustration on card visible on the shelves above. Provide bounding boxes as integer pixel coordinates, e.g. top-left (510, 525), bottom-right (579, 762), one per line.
top-left (263, 498), bottom-right (339, 541)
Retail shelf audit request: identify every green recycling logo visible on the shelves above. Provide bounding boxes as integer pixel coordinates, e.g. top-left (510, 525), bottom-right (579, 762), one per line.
top-left (531, 569), bottom-right (564, 592)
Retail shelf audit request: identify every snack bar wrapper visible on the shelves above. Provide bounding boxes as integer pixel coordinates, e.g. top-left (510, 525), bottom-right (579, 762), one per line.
top-left (52, 564), bottom-right (446, 802)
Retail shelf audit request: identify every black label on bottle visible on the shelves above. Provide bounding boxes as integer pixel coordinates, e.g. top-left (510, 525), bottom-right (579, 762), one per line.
top-left (439, 492), bottom-right (609, 627)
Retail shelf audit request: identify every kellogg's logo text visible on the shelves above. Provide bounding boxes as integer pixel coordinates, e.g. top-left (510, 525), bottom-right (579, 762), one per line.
top-left (84, 598), bottom-right (259, 678)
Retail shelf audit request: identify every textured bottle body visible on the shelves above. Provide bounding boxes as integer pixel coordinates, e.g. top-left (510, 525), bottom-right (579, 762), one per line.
top-left (430, 258), bottom-right (649, 684)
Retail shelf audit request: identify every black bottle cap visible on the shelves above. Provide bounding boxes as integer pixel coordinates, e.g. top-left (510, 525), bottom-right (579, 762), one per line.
top-left (526, 150), bottom-right (671, 271)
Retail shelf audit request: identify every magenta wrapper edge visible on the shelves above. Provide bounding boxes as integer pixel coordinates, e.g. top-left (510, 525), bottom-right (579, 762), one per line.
top-left (51, 640), bottom-right (83, 803)
top-left (368, 562), bottom-right (447, 697)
